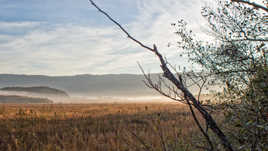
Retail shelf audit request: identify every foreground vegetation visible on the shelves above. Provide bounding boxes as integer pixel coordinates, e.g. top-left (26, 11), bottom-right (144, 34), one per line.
top-left (0, 103), bottom-right (208, 151)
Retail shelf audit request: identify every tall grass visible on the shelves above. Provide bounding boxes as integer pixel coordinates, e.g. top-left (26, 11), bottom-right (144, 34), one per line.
top-left (0, 103), bottom-right (203, 151)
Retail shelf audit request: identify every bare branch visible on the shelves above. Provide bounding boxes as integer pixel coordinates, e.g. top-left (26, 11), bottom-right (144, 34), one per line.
top-left (231, 0), bottom-right (268, 12)
top-left (89, 1), bottom-right (234, 150)
top-left (186, 99), bottom-right (214, 151)
top-left (89, 0), bottom-right (155, 53)
top-left (139, 64), bottom-right (185, 103)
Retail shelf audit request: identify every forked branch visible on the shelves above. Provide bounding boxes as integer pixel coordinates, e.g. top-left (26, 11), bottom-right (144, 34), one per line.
top-left (89, 0), bottom-right (234, 150)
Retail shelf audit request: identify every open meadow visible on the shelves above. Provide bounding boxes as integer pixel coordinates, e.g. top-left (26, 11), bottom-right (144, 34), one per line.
top-left (0, 102), bottom-right (207, 151)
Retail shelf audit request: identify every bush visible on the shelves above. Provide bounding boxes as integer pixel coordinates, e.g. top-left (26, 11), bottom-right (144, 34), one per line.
top-left (223, 66), bottom-right (268, 150)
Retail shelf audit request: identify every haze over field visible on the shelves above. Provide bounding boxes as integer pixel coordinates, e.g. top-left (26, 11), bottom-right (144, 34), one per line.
top-left (0, 73), bottom-right (223, 103)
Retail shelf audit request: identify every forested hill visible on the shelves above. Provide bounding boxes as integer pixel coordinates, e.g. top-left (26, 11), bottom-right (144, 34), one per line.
top-left (0, 95), bottom-right (53, 104)
top-left (0, 86), bottom-right (69, 97)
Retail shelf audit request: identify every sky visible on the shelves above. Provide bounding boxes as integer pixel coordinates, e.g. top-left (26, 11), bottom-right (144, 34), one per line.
top-left (0, 0), bottom-right (211, 75)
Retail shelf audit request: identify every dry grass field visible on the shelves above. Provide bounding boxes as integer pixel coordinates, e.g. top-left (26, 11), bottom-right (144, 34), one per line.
top-left (0, 102), bottom-right (205, 151)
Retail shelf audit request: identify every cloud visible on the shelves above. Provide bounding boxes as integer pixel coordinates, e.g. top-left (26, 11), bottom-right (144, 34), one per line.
top-left (0, 22), bottom-right (143, 75)
top-left (0, 21), bottom-right (41, 29)
top-left (127, 0), bottom-right (208, 69)
top-left (0, 21), bottom-right (42, 36)
top-left (0, 0), bottom-right (209, 75)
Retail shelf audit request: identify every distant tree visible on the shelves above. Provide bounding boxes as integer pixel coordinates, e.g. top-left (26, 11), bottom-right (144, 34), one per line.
top-left (89, 0), bottom-right (267, 150)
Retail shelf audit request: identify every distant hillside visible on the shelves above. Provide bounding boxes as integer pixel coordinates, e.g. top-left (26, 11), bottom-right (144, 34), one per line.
top-left (0, 74), bottom-right (159, 96)
top-left (1, 86), bottom-right (69, 98)
top-left (0, 74), bottom-right (220, 97)
top-left (0, 95), bottom-right (53, 104)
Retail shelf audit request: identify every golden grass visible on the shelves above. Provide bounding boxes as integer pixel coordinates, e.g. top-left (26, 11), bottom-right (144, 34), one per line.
top-left (0, 102), bottom-right (204, 151)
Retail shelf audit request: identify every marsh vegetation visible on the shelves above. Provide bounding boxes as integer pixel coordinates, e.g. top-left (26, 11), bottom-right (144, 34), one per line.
top-left (0, 102), bottom-right (208, 151)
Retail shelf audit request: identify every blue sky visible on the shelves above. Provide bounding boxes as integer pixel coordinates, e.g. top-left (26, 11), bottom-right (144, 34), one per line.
top-left (0, 0), bottom-right (210, 75)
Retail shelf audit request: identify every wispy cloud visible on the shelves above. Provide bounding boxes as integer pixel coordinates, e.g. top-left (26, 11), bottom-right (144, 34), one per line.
top-left (0, 0), bottom-right (208, 75)
top-left (0, 21), bottom-right (41, 29)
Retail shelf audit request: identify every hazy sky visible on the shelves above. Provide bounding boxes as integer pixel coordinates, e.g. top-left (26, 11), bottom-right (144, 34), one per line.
top-left (0, 0), bottom-right (211, 75)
